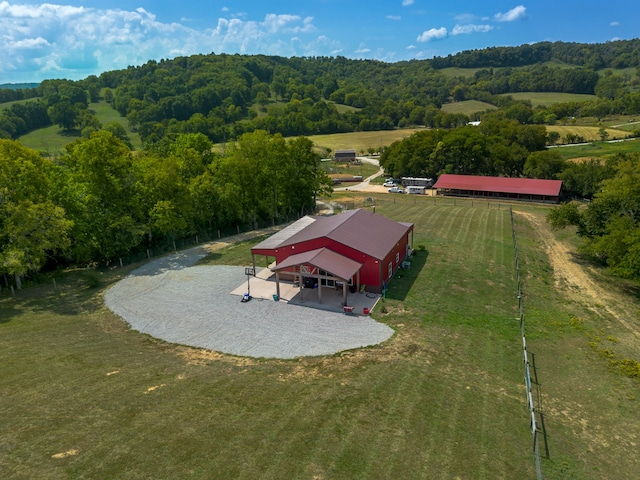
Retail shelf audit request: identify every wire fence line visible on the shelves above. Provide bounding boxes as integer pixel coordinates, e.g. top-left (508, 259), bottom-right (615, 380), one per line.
top-left (335, 195), bottom-right (547, 478)
top-left (510, 206), bottom-right (545, 480)
top-left (332, 195), bottom-right (514, 212)
top-left (0, 217), bottom-right (296, 297)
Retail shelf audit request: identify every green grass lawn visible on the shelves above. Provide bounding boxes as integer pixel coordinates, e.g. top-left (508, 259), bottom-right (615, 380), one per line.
top-left (1, 195), bottom-right (638, 479)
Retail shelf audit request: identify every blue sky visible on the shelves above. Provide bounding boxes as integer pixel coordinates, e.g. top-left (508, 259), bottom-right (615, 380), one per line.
top-left (1, 1), bottom-right (638, 84)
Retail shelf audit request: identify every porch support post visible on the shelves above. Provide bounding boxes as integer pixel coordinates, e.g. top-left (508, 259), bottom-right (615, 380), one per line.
top-left (342, 280), bottom-right (347, 305)
top-left (299, 273), bottom-right (304, 302)
top-left (275, 271), bottom-right (281, 299)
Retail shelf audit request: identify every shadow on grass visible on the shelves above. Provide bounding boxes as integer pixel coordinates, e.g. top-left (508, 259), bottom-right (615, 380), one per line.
top-left (383, 249), bottom-right (429, 302)
top-left (0, 301), bottom-right (19, 323)
top-left (0, 268), bottom-right (128, 320)
top-left (196, 252), bottom-right (223, 265)
top-left (531, 352), bottom-right (550, 460)
top-left (569, 251), bottom-right (640, 300)
top-left (59, 128), bottom-right (81, 137)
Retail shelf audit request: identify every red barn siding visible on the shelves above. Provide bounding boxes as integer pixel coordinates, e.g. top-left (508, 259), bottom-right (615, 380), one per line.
top-left (253, 209), bottom-right (414, 293)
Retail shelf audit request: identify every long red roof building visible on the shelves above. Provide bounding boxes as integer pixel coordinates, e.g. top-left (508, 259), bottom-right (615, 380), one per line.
top-left (433, 174), bottom-right (562, 203)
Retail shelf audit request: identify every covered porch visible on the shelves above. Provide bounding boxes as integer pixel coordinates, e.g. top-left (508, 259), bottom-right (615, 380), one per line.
top-left (272, 247), bottom-right (362, 307)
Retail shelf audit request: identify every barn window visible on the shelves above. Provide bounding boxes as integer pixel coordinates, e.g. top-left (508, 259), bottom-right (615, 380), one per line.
top-left (388, 262), bottom-right (393, 279)
top-left (395, 252), bottom-right (400, 264)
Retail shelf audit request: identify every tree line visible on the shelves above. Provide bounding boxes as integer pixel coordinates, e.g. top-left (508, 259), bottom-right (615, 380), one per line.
top-left (548, 153), bottom-right (640, 280)
top-left (430, 39), bottom-right (640, 70)
top-left (0, 131), bottom-right (331, 286)
top-left (379, 114), bottom-right (627, 200)
top-left (2, 39), bottom-right (640, 146)
top-left (380, 115), bottom-right (549, 179)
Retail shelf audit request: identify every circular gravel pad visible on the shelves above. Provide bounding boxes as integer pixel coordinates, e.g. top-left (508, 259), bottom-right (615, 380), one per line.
top-left (104, 249), bottom-right (394, 359)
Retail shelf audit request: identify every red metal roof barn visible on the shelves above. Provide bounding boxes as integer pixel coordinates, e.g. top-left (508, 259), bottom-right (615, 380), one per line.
top-left (433, 174), bottom-right (563, 203)
top-left (251, 209), bottom-right (414, 303)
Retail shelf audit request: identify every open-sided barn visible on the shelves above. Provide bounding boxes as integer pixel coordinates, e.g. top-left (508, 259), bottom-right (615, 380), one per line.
top-left (251, 209), bottom-right (414, 302)
top-left (433, 174), bottom-right (563, 203)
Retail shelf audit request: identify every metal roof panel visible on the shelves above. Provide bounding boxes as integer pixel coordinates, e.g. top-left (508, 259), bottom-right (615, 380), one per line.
top-left (433, 174), bottom-right (562, 196)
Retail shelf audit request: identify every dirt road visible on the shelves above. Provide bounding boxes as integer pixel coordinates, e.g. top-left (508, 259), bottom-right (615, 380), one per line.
top-left (515, 210), bottom-right (640, 343)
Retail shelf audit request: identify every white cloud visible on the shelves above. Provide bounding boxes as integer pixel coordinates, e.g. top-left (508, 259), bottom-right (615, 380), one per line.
top-left (303, 35), bottom-right (342, 57)
top-left (262, 14), bottom-right (314, 34)
top-left (494, 5), bottom-right (526, 22)
top-left (0, 2), bottom-right (323, 82)
top-left (454, 13), bottom-right (477, 23)
top-left (10, 37), bottom-right (50, 48)
top-left (417, 27), bottom-right (447, 42)
top-left (387, 15), bottom-right (401, 21)
top-left (610, 21), bottom-right (620, 27)
top-left (451, 24), bottom-right (493, 35)
top-left (402, 0), bottom-right (414, 6)
top-left (354, 43), bottom-right (372, 55)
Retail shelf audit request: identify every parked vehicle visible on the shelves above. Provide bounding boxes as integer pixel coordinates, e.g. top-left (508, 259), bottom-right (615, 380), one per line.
top-left (383, 180), bottom-right (396, 187)
top-left (406, 185), bottom-right (425, 194)
top-left (388, 186), bottom-right (404, 194)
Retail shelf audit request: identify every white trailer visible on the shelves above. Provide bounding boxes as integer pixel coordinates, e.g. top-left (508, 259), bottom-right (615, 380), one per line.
top-left (406, 185), bottom-right (425, 194)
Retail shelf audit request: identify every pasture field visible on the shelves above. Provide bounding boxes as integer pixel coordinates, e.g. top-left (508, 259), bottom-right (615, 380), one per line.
top-left (553, 138), bottom-right (640, 160)
top-left (546, 125), bottom-right (629, 143)
top-left (0, 97), bottom-right (37, 110)
top-left (19, 100), bottom-right (141, 152)
top-left (323, 161), bottom-right (380, 180)
top-left (1, 195), bottom-right (639, 479)
top-left (441, 100), bottom-right (497, 115)
top-left (504, 92), bottom-right (597, 107)
top-left (305, 128), bottom-right (425, 154)
top-left (18, 124), bottom-right (79, 155)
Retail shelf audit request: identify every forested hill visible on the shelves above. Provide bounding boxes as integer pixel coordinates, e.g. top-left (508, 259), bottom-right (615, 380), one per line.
top-left (1, 39), bottom-right (639, 144)
top-left (430, 38), bottom-right (640, 69)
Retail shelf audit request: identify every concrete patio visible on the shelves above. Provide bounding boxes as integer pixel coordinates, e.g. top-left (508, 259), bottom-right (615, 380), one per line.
top-left (231, 267), bottom-right (382, 316)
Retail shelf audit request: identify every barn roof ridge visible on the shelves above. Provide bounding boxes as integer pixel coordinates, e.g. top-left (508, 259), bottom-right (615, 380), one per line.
top-left (251, 208), bottom-right (413, 261)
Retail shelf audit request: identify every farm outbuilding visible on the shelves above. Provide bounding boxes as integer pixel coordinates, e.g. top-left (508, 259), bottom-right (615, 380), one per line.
top-left (433, 174), bottom-right (563, 203)
top-left (333, 149), bottom-right (357, 163)
top-left (251, 209), bottom-right (414, 303)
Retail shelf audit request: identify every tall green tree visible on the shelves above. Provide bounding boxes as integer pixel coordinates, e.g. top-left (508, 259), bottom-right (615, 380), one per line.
top-left (548, 155), bottom-right (640, 279)
top-left (0, 140), bottom-right (72, 286)
top-left (59, 131), bottom-right (143, 262)
top-left (523, 150), bottom-right (567, 179)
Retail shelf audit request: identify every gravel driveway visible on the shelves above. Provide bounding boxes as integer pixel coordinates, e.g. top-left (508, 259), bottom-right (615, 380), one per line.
top-left (104, 246), bottom-right (394, 359)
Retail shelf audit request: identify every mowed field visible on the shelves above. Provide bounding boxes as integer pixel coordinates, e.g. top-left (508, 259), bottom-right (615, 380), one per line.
top-left (547, 124), bottom-right (630, 142)
top-left (504, 92), bottom-right (597, 107)
top-left (1, 195), bottom-right (639, 479)
top-left (441, 100), bottom-right (497, 115)
top-left (305, 128), bottom-right (425, 154)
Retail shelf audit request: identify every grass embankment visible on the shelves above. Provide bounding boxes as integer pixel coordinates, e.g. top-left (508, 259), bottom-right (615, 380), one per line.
top-left (1, 195), bottom-right (638, 479)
